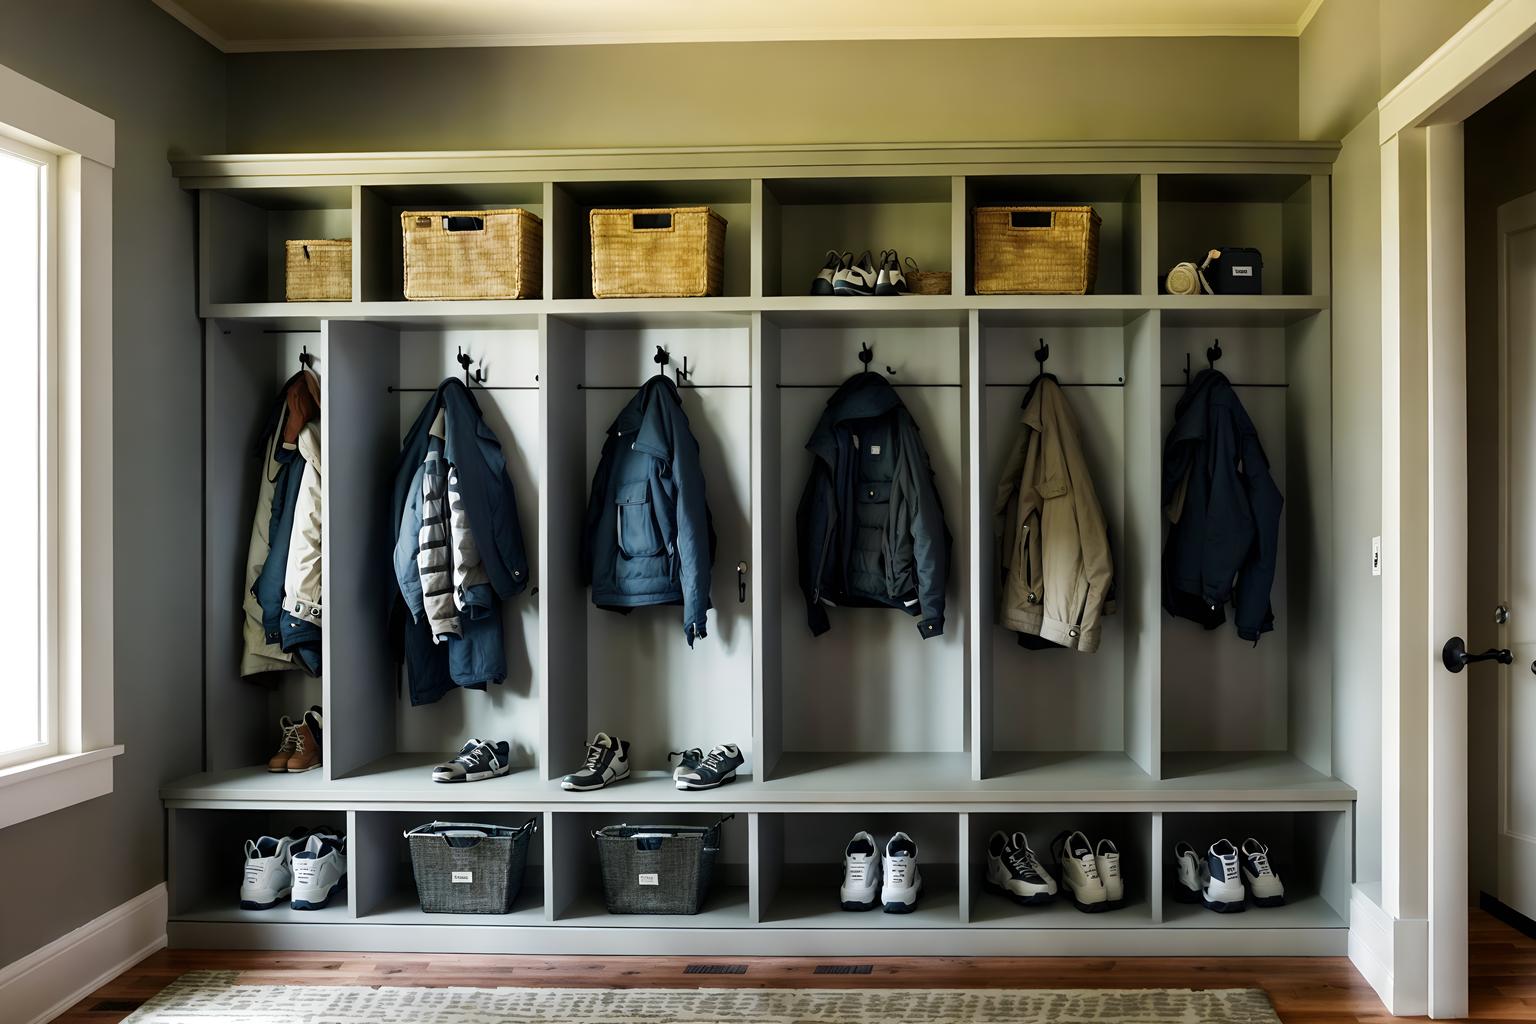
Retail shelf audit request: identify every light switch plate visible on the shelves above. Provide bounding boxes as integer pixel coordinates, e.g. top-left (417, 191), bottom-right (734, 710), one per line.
top-left (1372, 536), bottom-right (1382, 576)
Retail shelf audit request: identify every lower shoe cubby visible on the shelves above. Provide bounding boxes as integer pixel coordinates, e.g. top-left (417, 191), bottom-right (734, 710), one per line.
top-left (755, 812), bottom-right (961, 927)
top-left (1158, 810), bottom-right (1349, 928)
top-left (963, 811), bottom-right (1155, 927)
top-left (168, 808), bottom-right (351, 923)
top-left (350, 810), bottom-right (545, 924)
top-left (546, 812), bottom-right (752, 926)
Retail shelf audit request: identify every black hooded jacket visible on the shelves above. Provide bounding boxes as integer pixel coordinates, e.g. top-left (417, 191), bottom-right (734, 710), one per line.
top-left (1161, 369), bottom-right (1283, 642)
top-left (797, 373), bottom-right (950, 638)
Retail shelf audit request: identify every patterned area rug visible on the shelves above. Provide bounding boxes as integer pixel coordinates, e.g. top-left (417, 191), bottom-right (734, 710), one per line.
top-left (123, 971), bottom-right (1282, 1023)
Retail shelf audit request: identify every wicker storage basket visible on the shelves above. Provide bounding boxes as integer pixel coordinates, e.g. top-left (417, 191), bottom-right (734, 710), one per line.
top-left (401, 209), bottom-right (542, 300)
top-left (907, 270), bottom-right (952, 295)
top-left (589, 207), bottom-right (726, 298)
top-left (406, 820), bottom-right (536, 914)
top-left (285, 239), bottom-right (352, 301)
top-left (594, 820), bottom-right (726, 915)
top-left (974, 205), bottom-right (1101, 295)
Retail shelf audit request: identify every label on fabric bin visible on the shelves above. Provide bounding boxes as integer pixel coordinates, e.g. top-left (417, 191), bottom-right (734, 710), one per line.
top-left (638, 873), bottom-right (660, 886)
top-left (451, 871), bottom-right (474, 884)
top-left (1232, 266), bottom-right (1254, 277)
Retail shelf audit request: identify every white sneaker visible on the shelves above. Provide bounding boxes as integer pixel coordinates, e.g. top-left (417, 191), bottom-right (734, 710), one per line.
top-left (881, 832), bottom-right (923, 913)
top-left (1240, 838), bottom-right (1286, 907)
top-left (811, 250), bottom-right (849, 296)
top-left (561, 733), bottom-right (631, 791)
top-left (291, 833), bottom-right (347, 910)
top-left (1202, 839), bottom-right (1247, 913)
top-left (875, 250), bottom-right (910, 296)
top-left (839, 830), bottom-right (881, 911)
top-left (1170, 841), bottom-right (1208, 904)
top-left (240, 835), bottom-right (295, 909)
top-left (984, 830), bottom-right (1057, 905)
top-left (1055, 830), bottom-right (1109, 912)
top-left (1094, 838), bottom-right (1125, 908)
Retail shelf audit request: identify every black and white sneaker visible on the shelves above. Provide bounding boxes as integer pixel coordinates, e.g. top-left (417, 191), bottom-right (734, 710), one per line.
top-left (561, 732), bottom-right (631, 791)
top-left (669, 747), bottom-right (705, 783)
top-left (833, 250), bottom-right (878, 296)
top-left (674, 744), bottom-right (743, 790)
top-left (1201, 839), bottom-right (1247, 913)
top-left (811, 250), bottom-right (849, 296)
top-left (432, 739), bottom-right (512, 783)
top-left (1240, 838), bottom-right (1286, 907)
top-left (984, 830), bottom-right (1058, 906)
top-left (875, 249), bottom-right (910, 296)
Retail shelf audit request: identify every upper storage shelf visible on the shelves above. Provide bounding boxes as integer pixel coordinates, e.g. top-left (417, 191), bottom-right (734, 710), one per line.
top-left (177, 141), bottom-right (1337, 321)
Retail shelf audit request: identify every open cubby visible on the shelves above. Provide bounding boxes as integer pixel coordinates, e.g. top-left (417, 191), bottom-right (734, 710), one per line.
top-left (351, 810), bottom-right (545, 924)
top-left (203, 186), bottom-right (353, 304)
top-left (760, 176), bottom-right (954, 297)
top-left (965, 175), bottom-right (1144, 296)
top-left (549, 179), bottom-right (752, 299)
top-left (357, 182), bottom-right (545, 302)
top-left (1156, 174), bottom-right (1316, 297)
top-left (1159, 809), bottom-right (1350, 929)
top-left (755, 811), bottom-right (961, 927)
top-left (321, 322), bottom-right (543, 782)
top-left (964, 811), bottom-right (1155, 927)
top-left (172, 143), bottom-right (1351, 956)
top-left (203, 323), bottom-right (325, 773)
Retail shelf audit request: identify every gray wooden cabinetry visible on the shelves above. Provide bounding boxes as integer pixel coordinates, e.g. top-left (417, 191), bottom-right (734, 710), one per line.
top-left (168, 140), bottom-right (1351, 955)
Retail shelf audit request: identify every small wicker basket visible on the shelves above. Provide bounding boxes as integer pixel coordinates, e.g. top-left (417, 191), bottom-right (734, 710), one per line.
top-left (405, 820), bottom-right (537, 915)
top-left (590, 207), bottom-right (726, 298)
top-left (402, 209), bottom-right (542, 300)
top-left (906, 270), bottom-right (952, 295)
top-left (974, 205), bottom-right (1101, 295)
top-left (284, 239), bottom-right (351, 301)
top-left (593, 820), bottom-right (726, 915)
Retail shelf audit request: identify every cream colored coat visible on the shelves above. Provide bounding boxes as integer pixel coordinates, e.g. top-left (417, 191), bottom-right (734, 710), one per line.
top-left (992, 376), bottom-right (1114, 653)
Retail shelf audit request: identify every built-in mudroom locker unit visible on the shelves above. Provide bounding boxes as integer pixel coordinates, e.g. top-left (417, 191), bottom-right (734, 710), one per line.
top-left (165, 141), bottom-right (1349, 955)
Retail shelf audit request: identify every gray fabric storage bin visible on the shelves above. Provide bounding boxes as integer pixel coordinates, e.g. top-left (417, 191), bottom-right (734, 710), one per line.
top-left (405, 820), bottom-right (536, 914)
top-left (593, 818), bottom-right (729, 915)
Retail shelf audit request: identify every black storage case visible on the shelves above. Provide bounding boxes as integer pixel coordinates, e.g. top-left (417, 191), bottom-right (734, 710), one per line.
top-left (1209, 247), bottom-right (1263, 294)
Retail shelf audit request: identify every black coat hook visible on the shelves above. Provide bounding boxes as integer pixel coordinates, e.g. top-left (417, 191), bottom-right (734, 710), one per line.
top-left (1035, 337), bottom-right (1049, 370)
top-left (298, 345), bottom-right (314, 370)
top-left (676, 354), bottom-right (692, 383)
top-left (457, 347), bottom-right (487, 387)
top-left (858, 342), bottom-right (896, 376)
top-left (1206, 338), bottom-right (1223, 369)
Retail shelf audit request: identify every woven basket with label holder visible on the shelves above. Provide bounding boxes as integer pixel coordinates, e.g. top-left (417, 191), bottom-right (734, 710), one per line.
top-left (974, 205), bottom-right (1101, 294)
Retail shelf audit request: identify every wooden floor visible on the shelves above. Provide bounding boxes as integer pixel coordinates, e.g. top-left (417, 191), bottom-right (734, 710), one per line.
top-left (49, 909), bottom-right (1536, 1023)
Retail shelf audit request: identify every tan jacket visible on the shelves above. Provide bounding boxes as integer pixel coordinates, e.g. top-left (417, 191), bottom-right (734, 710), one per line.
top-left (993, 376), bottom-right (1114, 653)
top-left (282, 422), bottom-right (322, 627)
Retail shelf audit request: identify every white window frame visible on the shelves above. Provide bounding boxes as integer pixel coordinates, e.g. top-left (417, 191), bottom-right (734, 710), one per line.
top-left (0, 61), bottom-right (119, 831)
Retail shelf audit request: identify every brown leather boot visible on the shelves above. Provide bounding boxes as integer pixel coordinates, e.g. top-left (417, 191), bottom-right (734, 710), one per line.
top-left (267, 716), bottom-right (301, 773)
top-left (285, 706), bottom-right (323, 773)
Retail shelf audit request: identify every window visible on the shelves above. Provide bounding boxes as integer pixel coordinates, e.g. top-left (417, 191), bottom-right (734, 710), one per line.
top-left (0, 135), bottom-right (54, 771)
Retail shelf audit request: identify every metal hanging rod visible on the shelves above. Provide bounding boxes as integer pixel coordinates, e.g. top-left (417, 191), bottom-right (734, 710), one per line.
top-left (577, 383), bottom-right (750, 390)
top-left (388, 385), bottom-right (538, 393)
top-left (388, 346), bottom-right (538, 392)
top-left (777, 382), bottom-right (961, 389)
top-left (1161, 382), bottom-right (1288, 389)
top-left (985, 381), bottom-right (1125, 388)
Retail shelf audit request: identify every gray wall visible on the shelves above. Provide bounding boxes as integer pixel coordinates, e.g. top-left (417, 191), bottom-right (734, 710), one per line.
top-left (1463, 70), bottom-right (1536, 899)
top-left (224, 36), bottom-right (1298, 151)
top-left (0, 1), bottom-right (223, 965)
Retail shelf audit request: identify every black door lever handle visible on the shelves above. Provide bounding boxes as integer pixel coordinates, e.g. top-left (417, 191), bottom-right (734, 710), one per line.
top-left (1442, 636), bottom-right (1513, 672)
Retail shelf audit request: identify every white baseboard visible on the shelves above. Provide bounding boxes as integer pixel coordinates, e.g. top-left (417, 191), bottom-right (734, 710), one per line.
top-left (1348, 885), bottom-right (1428, 1017)
top-left (0, 883), bottom-right (168, 1024)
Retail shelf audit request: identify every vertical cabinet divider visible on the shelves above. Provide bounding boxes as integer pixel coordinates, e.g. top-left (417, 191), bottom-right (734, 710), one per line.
top-left (965, 310), bottom-right (990, 780)
top-left (1124, 310), bottom-right (1162, 779)
top-left (950, 176), bottom-right (969, 295)
top-left (1138, 174), bottom-right (1159, 299)
top-left (752, 312), bottom-right (783, 780)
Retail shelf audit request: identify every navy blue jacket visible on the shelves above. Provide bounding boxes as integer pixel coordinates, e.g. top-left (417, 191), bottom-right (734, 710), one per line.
top-left (1161, 369), bottom-right (1284, 643)
top-left (390, 379), bottom-right (529, 706)
top-left (797, 373), bottom-right (950, 638)
top-left (583, 376), bottom-right (714, 646)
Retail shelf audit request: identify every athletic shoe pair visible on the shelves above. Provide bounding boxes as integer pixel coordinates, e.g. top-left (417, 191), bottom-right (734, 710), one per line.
top-left (559, 732), bottom-right (745, 791)
top-left (1172, 838), bottom-right (1286, 913)
top-left (240, 829), bottom-right (347, 911)
top-left (431, 738), bottom-right (512, 783)
top-left (840, 831), bottom-right (923, 913)
top-left (811, 249), bottom-right (910, 296)
top-left (986, 830), bottom-right (1124, 911)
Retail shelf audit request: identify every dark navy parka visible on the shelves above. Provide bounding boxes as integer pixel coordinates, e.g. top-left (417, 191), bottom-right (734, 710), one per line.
top-left (1161, 369), bottom-right (1283, 643)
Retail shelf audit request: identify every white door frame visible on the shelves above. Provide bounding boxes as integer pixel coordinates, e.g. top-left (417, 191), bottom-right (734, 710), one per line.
top-left (1378, 1), bottom-right (1536, 1017)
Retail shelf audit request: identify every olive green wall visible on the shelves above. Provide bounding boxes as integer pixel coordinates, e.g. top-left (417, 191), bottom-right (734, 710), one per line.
top-left (224, 37), bottom-right (1299, 151)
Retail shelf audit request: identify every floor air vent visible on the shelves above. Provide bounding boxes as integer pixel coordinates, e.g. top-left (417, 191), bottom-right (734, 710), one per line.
top-left (684, 964), bottom-right (748, 975)
top-left (814, 964), bottom-right (874, 975)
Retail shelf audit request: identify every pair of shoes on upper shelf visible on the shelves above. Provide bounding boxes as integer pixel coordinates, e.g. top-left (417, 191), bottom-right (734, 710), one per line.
top-left (431, 738), bottom-right (512, 783)
top-left (240, 828), bottom-right (347, 911)
top-left (266, 706), bottom-right (323, 774)
top-left (840, 831), bottom-right (924, 913)
top-left (1171, 838), bottom-right (1286, 913)
top-left (811, 249), bottom-right (912, 297)
top-left (668, 744), bottom-right (745, 791)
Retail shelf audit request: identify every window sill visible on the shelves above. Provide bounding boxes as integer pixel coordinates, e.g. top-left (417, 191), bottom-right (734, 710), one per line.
top-left (0, 745), bottom-right (124, 830)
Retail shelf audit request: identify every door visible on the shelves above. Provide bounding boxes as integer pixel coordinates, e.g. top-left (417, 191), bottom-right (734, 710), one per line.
top-left (1497, 190), bottom-right (1536, 920)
